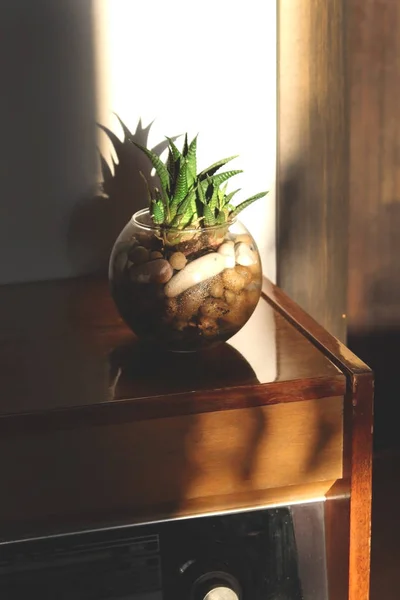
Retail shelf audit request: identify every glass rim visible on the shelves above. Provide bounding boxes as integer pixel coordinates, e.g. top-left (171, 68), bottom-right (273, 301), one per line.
top-left (131, 207), bottom-right (237, 233)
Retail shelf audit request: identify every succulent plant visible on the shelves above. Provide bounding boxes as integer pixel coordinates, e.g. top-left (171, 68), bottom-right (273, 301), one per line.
top-left (132, 133), bottom-right (268, 230)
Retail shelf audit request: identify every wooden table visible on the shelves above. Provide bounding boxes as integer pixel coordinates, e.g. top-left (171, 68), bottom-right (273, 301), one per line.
top-left (0, 277), bottom-right (373, 599)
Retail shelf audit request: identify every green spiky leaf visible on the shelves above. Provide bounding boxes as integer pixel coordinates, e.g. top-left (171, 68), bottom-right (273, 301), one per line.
top-left (176, 189), bottom-right (196, 217)
top-left (165, 137), bottom-right (182, 162)
top-left (171, 190), bottom-right (196, 228)
top-left (131, 141), bottom-right (171, 195)
top-left (198, 155), bottom-right (238, 180)
top-left (171, 159), bottom-right (188, 206)
top-left (182, 133), bottom-right (189, 157)
top-left (151, 199), bottom-right (165, 224)
top-left (217, 183), bottom-right (228, 210)
top-left (223, 188), bottom-right (241, 207)
top-left (216, 211), bottom-right (228, 225)
top-left (186, 135), bottom-right (198, 188)
top-left (209, 170), bottom-right (243, 188)
top-left (196, 181), bottom-right (206, 204)
top-left (203, 204), bottom-right (216, 226)
top-left (166, 148), bottom-right (176, 182)
top-left (116, 127), bottom-right (268, 231)
top-left (209, 184), bottom-right (219, 212)
top-left (229, 191), bottom-right (269, 218)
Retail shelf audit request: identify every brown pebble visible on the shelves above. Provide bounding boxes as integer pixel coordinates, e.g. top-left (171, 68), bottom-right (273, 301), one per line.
top-left (165, 297), bottom-right (179, 319)
top-left (136, 232), bottom-right (153, 248)
top-left (129, 259), bottom-right (173, 284)
top-left (169, 251), bottom-right (187, 270)
top-left (248, 262), bottom-right (262, 277)
top-left (200, 297), bottom-right (229, 318)
top-left (222, 292), bottom-right (248, 326)
top-left (233, 233), bottom-right (252, 245)
top-left (210, 280), bottom-right (224, 298)
top-left (177, 284), bottom-right (208, 319)
top-left (222, 268), bottom-right (246, 292)
top-left (198, 316), bottom-right (219, 336)
top-left (128, 245), bottom-right (149, 264)
top-left (150, 250), bottom-right (164, 260)
top-left (234, 265), bottom-right (252, 285)
top-left (225, 289), bottom-right (237, 305)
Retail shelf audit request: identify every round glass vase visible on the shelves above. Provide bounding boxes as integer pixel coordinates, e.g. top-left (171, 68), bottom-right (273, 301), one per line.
top-left (109, 208), bottom-right (262, 352)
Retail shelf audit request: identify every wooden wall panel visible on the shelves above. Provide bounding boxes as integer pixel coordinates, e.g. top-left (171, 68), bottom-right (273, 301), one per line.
top-left (347, 1), bottom-right (400, 450)
top-left (277, 0), bottom-right (348, 340)
top-left (347, 0), bottom-right (400, 333)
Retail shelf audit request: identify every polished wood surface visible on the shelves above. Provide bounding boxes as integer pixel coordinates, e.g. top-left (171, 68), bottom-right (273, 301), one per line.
top-left (0, 397), bottom-right (343, 541)
top-left (0, 276), bottom-right (373, 600)
top-left (0, 276), bottom-right (347, 542)
top-left (277, 0), bottom-right (348, 341)
top-left (0, 276), bottom-right (344, 419)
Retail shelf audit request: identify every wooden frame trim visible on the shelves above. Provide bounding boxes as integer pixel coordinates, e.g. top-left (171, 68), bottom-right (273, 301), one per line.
top-left (264, 278), bottom-right (373, 600)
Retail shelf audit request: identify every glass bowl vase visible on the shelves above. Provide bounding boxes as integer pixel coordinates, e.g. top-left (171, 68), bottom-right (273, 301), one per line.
top-left (109, 208), bottom-right (262, 352)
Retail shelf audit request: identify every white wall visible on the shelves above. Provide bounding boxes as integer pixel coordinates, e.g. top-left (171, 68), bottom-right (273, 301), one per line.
top-left (98, 0), bottom-right (277, 281)
top-left (0, 0), bottom-right (276, 284)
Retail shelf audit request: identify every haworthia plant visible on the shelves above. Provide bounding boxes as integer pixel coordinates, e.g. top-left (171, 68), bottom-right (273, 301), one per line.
top-left (132, 133), bottom-right (268, 230)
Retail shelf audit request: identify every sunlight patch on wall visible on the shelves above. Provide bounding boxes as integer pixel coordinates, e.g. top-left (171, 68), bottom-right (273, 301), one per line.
top-left (95, 0), bottom-right (277, 281)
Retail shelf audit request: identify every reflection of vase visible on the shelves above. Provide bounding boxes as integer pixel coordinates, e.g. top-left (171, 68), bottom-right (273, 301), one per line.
top-left (108, 340), bottom-right (260, 401)
top-left (109, 209), bottom-right (262, 352)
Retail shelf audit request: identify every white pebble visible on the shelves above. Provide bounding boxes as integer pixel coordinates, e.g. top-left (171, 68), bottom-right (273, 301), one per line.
top-left (235, 242), bottom-right (257, 267)
top-left (164, 253), bottom-right (226, 298)
top-left (218, 241), bottom-right (235, 268)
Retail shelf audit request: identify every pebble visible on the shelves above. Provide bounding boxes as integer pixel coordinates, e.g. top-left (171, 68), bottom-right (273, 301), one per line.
top-left (169, 252), bottom-right (187, 270)
top-left (234, 233), bottom-right (253, 245)
top-left (210, 280), bottom-right (224, 298)
top-left (198, 316), bottom-right (219, 336)
top-left (235, 242), bottom-right (258, 267)
top-left (225, 289), bottom-right (237, 305)
top-left (165, 297), bottom-right (179, 319)
top-left (221, 268), bottom-right (246, 293)
top-left (150, 251), bottom-right (164, 260)
top-left (164, 253), bottom-right (226, 298)
top-left (136, 232), bottom-right (153, 248)
top-left (217, 241), bottom-right (235, 268)
top-left (235, 265), bottom-right (253, 285)
top-left (178, 285), bottom-right (208, 319)
top-left (222, 291), bottom-right (249, 326)
top-left (128, 245), bottom-right (150, 264)
top-left (200, 297), bottom-right (229, 318)
top-left (129, 259), bottom-right (173, 284)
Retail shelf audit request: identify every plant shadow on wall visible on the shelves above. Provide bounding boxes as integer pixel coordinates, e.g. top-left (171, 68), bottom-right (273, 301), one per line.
top-left (67, 117), bottom-right (171, 275)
